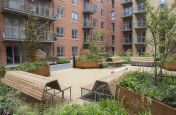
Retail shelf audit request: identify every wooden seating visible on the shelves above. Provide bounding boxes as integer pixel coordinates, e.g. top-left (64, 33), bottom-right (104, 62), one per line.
top-left (104, 56), bottom-right (125, 67)
top-left (2, 71), bottom-right (71, 103)
top-left (130, 57), bottom-right (154, 67)
top-left (81, 68), bottom-right (129, 101)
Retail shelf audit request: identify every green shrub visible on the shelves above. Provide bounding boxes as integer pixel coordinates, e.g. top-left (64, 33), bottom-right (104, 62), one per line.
top-left (17, 61), bottom-right (48, 71)
top-left (79, 55), bottom-right (105, 61)
top-left (119, 71), bottom-right (176, 108)
top-left (166, 57), bottom-right (176, 62)
top-left (57, 58), bottom-right (70, 64)
top-left (0, 66), bottom-right (5, 71)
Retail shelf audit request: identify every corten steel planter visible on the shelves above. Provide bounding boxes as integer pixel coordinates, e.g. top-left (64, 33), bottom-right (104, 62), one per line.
top-left (164, 62), bottom-right (176, 71)
top-left (0, 71), bottom-right (5, 77)
top-left (116, 86), bottom-right (176, 115)
top-left (75, 60), bottom-right (102, 69)
top-left (28, 64), bottom-right (50, 77)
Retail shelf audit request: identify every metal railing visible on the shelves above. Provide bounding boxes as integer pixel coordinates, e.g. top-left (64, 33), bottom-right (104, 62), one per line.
top-left (121, 0), bottom-right (132, 4)
top-left (134, 7), bottom-right (145, 13)
top-left (2, 0), bottom-right (55, 20)
top-left (136, 37), bottom-right (146, 43)
top-left (83, 5), bottom-right (94, 13)
top-left (134, 20), bottom-right (146, 28)
top-left (122, 23), bottom-right (132, 31)
top-left (123, 38), bottom-right (132, 44)
top-left (83, 21), bottom-right (93, 28)
top-left (122, 10), bottom-right (133, 17)
top-left (0, 26), bottom-right (56, 42)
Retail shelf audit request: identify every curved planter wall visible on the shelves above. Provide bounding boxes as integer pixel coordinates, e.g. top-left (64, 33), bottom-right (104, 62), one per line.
top-left (0, 71), bottom-right (5, 77)
top-left (75, 60), bottom-right (102, 69)
top-left (164, 62), bottom-right (176, 71)
top-left (28, 65), bottom-right (50, 77)
top-left (116, 86), bottom-right (176, 115)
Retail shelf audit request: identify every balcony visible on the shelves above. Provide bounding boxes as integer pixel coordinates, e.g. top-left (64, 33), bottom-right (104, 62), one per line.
top-left (83, 5), bottom-right (94, 14)
top-left (121, 24), bottom-right (132, 32)
top-left (1, 0), bottom-right (56, 21)
top-left (83, 21), bottom-right (93, 29)
top-left (0, 26), bottom-right (56, 42)
top-left (122, 11), bottom-right (133, 18)
top-left (121, 0), bottom-right (132, 5)
top-left (134, 21), bottom-right (147, 29)
top-left (135, 38), bottom-right (146, 45)
top-left (134, 7), bottom-right (145, 15)
top-left (123, 39), bottom-right (132, 45)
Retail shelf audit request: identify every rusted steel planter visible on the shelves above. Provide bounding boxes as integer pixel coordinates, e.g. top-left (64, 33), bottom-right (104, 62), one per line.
top-left (75, 60), bottom-right (102, 69)
top-left (164, 62), bottom-right (176, 71)
top-left (116, 86), bottom-right (176, 115)
top-left (28, 65), bottom-right (50, 77)
top-left (0, 71), bottom-right (5, 77)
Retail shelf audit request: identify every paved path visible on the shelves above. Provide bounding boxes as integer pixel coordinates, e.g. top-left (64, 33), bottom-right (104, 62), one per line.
top-left (50, 63), bottom-right (72, 71)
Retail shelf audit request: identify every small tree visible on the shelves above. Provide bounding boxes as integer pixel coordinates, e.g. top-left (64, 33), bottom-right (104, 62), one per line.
top-left (89, 31), bottom-right (105, 55)
top-left (23, 15), bottom-right (45, 62)
top-left (145, 1), bottom-right (176, 83)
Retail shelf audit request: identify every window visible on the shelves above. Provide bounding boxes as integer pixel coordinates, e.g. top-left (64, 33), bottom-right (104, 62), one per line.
top-left (137, 2), bottom-right (145, 11)
top-left (138, 47), bottom-right (145, 56)
top-left (93, 19), bottom-right (97, 27)
top-left (57, 6), bottom-right (64, 19)
top-left (72, 28), bottom-right (78, 39)
top-left (101, 36), bottom-right (104, 41)
top-left (137, 31), bottom-right (146, 42)
top-left (57, 46), bottom-right (65, 57)
top-left (124, 7), bottom-right (132, 16)
top-left (101, 9), bottom-right (105, 16)
top-left (111, 11), bottom-right (115, 20)
top-left (57, 26), bottom-right (64, 38)
top-left (111, 23), bottom-right (115, 32)
top-left (101, 0), bottom-right (105, 4)
top-left (72, 0), bottom-right (78, 4)
top-left (111, 0), bottom-right (115, 8)
top-left (112, 35), bottom-right (115, 45)
top-left (93, 5), bottom-right (98, 13)
top-left (72, 46), bottom-right (78, 56)
top-left (71, 11), bottom-right (78, 22)
top-left (124, 34), bottom-right (132, 43)
top-left (160, 0), bottom-right (166, 7)
top-left (101, 21), bottom-right (105, 28)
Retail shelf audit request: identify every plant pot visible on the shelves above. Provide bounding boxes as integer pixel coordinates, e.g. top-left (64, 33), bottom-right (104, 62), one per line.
top-left (75, 60), bottom-right (102, 69)
top-left (164, 62), bottom-right (176, 71)
top-left (116, 86), bottom-right (176, 115)
top-left (28, 65), bottom-right (50, 77)
top-left (0, 71), bottom-right (5, 77)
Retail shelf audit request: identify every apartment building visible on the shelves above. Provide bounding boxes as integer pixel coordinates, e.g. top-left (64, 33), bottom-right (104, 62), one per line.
top-left (0, 0), bottom-right (175, 66)
top-left (0, 0), bottom-right (56, 65)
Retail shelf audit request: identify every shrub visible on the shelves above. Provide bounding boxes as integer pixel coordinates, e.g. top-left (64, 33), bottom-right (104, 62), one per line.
top-left (79, 55), bottom-right (105, 61)
top-left (166, 57), bottom-right (176, 62)
top-left (119, 71), bottom-right (176, 108)
top-left (57, 58), bottom-right (70, 64)
top-left (17, 61), bottom-right (48, 71)
top-left (0, 66), bottom-right (5, 72)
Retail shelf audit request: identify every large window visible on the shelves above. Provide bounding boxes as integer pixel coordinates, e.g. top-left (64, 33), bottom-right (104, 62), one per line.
top-left (57, 46), bottom-right (65, 57)
top-left (101, 21), bottom-right (105, 28)
top-left (57, 26), bottom-right (64, 38)
top-left (111, 11), bottom-right (115, 20)
top-left (57, 6), bottom-right (64, 19)
top-left (72, 46), bottom-right (78, 56)
top-left (72, 28), bottom-right (78, 39)
top-left (101, 9), bottom-right (105, 16)
top-left (71, 11), bottom-right (78, 22)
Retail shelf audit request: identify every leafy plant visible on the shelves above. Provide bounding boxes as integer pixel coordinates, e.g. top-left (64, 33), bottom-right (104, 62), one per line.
top-left (165, 57), bottom-right (176, 62)
top-left (0, 66), bottom-right (5, 72)
top-left (79, 55), bottom-right (105, 61)
top-left (57, 58), bottom-right (70, 64)
top-left (119, 71), bottom-right (176, 108)
top-left (17, 61), bottom-right (48, 71)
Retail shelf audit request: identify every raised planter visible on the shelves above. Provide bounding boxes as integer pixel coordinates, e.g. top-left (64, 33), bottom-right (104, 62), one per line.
top-left (164, 62), bottom-right (176, 71)
top-left (75, 60), bottom-right (102, 69)
top-left (0, 71), bottom-right (5, 77)
top-left (116, 86), bottom-right (176, 115)
top-left (28, 64), bottom-right (50, 77)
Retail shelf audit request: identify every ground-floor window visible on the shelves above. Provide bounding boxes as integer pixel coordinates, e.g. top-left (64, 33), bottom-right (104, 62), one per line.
top-left (138, 47), bottom-right (145, 56)
top-left (57, 46), bottom-right (65, 57)
top-left (72, 46), bottom-right (78, 56)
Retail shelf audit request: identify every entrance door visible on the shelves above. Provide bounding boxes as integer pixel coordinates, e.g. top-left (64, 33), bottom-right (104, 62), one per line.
top-left (6, 46), bottom-right (22, 65)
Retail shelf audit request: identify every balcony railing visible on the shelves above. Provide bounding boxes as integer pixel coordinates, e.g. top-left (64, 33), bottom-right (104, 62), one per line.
top-left (83, 5), bottom-right (94, 14)
top-left (2, 0), bottom-right (55, 20)
top-left (122, 10), bottom-right (133, 17)
top-left (123, 39), bottom-right (132, 45)
top-left (121, 0), bottom-right (132, 5)
top-left (134, 21), bottom-right (147, 29)
top-left (83, 21), bottom-right (93, 29)
top-left (134, 7), bottom-right (145, 14)
top-left (122, 24), bottom-right (132, 31)
top-left (136, 37), bottom-right (146, 44)
top-left (0, 26), bottom-right (56, 42)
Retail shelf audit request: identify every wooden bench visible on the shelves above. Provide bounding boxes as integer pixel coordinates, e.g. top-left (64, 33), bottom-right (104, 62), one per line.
top-left (130, 57), bottom-right (154, 67)
top-left (104, 56), bottom-right (125, 67)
